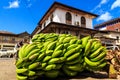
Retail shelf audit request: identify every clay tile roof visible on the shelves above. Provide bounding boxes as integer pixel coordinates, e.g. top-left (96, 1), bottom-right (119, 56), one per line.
top-left (0, 30), bottom-right (16, 35)
top-left (94, 17), bottom-right (120, 29)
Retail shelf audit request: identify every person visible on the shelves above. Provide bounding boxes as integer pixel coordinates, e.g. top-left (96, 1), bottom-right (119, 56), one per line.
top-left (14, 40), bottom-right (24, 61)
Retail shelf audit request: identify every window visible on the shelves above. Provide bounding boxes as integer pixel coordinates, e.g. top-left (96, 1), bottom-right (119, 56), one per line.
top-left (66, 12), bottom-right (72, 24)
top-left (81, 16), bottom-right (86, 27)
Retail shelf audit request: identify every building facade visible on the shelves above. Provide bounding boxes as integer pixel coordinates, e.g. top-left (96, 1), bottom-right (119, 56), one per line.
top-left (31, 2), bottom-right (98, 38)
top-left (0, 31), bottom-right (30, 50)
top-left (94, 18), bottom-right (120, 46)
top-left (94, 17), bottom-right (120, 31)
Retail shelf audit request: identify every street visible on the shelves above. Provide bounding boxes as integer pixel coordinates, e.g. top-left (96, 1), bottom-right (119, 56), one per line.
top-left (0, 58), bottom-right (16, 80)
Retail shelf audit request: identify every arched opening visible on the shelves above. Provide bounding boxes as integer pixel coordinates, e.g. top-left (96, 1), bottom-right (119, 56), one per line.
top-left (66, 12), bottom-right (72, 24)
top-left (81, 16), bottom-right (86, 27)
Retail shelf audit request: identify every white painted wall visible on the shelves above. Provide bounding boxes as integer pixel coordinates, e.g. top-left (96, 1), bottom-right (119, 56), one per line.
top-left (86, 18), bottom-right (92, 28)
top-left (53, 9), bottom-right (66, 23)
top-left (99, 27), bottom-right (107, 30)
top-left (42, 8), bottom-right (94, 29)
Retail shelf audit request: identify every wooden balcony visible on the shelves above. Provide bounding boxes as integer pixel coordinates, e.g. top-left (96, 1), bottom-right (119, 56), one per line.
top-left (0, 40), bottom-right (17, 44)
top-left (39, 22), bottom-right (98, 35)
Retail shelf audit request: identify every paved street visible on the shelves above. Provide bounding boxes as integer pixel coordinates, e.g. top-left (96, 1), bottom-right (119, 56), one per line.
top-left (0, 58), bottom-right (16, 80)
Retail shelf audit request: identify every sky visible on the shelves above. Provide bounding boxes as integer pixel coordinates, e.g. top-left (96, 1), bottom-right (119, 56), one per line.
top-left (0, 0), bottom-right (120, 34)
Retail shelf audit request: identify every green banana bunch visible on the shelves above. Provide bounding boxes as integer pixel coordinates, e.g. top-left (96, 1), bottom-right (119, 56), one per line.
top-left (16, 33), bottom-right (107, 79)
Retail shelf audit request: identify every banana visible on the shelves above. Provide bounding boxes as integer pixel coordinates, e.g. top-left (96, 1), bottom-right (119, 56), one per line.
top-left (48, 57), bottom-right (64, 64)
top-left (43, 41), bottom-right (52, 49)
top-left (59, 34), bottom-right (67, 37)
top-left (52, 50), bottom-right (63, 58)
top-left (29, 53), bottom-right (39, 61)
top-left (91, 42), bottom-right (102, 52)
top-left (90, 50), bottom-right (106, 62)
top-left (76, 39), bottom-right (82, 44)
top-left (36, 43), bottom-right (43, 49)
top-left (84, 39), bottom-right (92, 56)
top-left (47, 41), bottom-right (57, 50)
top-left (27, 48), bottom-right (40, 58)
top-left (16, 74), bottom-right (27, 80)
top-left (18, 44), bottom-right (28, 59)
top-left (66, 52), bottom-right (80, 61)
top-left (45, 70), bottom-right (59, 78)
top-left (91, 41), bottom-right (98, 49)
top-left (16, 57), bottom-right (28, 68)
top-left (64, 43), bottom-right (70, 49)
top-left (28, 62), bottom-right (40, 70)
top-left (16, 59), bottom-right (24, 68)
top-left (64, 48), bottom-right (76, 58)
top-left (67, 44), bottom-right (78, 51)
top-left (45, 35), bottom-right (58, 41)
top-left (63, 37), bottom-right (72, 43)
top-left (81, 36), bottom-right (91, 48)
top-left (54, 44), bottom-right (64, 51)
top-left (84, 57), bottom-right (101, 67)
top-left (41, 62), bottom-right (47, 68)
top-left (75, 45), bottom-right (82, 52)
top-left (97, 61), bottom-right (107, 69)
top-left (65, 64), bottom-right (83, 72)
top-left (43, 56), bottom-right (52, 62)
top-left (63, 65), bottom-right (78, 76)
top-left (28, 70), bottom-right (36, 76)
top-left (22, 61), bottom-right (32, 68)
top-left (44, 64), bottom-right (56, 71)
top-left (59, 36), bottom-right (66, 43)
top-left (86, 61), bottom-right (107, 71)
top-left (89, 46), bottom-right (104, 58)
top-left (45, 50), bottom-right (53, 56)
top-left (16, 68), bottom-right (28, 74)
top-left (59, 56), bottom-right (66, 61)
top-left (24, 43), bottom-right (37, 57)
top-left (37, 52), bottom-right (45, 61)
top-left (69, 38), bottom-right (77, 44)
top-left (65, 55), bottom-right (82, 65)
top-left (62, 49), bottom-right (66, 56)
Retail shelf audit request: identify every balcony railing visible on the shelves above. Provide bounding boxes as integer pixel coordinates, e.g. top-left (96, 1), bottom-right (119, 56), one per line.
top-left (0, 40), bottom-right (18, 44)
